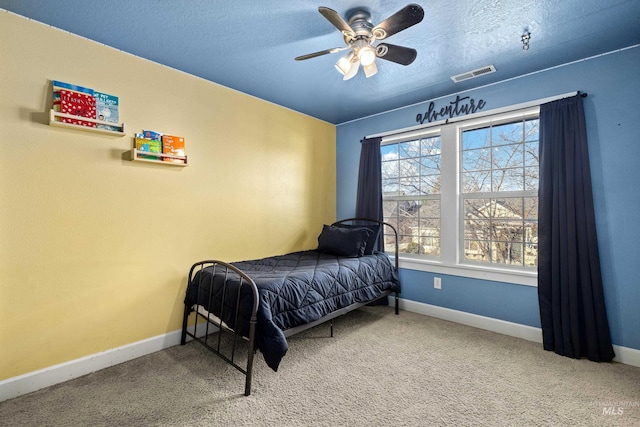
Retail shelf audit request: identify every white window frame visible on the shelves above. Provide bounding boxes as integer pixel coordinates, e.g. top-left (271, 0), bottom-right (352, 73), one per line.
top-left (381, 128), bottom-right (443, 257)
top-left (381, 107), bottom-right (541, 287)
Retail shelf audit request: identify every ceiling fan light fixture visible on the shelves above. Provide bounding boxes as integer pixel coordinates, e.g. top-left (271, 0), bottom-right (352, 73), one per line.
top-left (335, 55), bottom-right (352, 75)
top-left (364, 61), bottom-right (378, 78)
top-left (359, 45), bottom-right (376, 67)
top-left (297, 5), bottom-right (425, 81)
top-left (343, 59), bottom-right (360, 80)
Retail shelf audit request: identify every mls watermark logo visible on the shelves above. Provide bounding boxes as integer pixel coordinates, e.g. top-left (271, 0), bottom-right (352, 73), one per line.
top-left (592, 401), bottom-right (638, 416)
top-left (602, 406), bottom-right (624, 416)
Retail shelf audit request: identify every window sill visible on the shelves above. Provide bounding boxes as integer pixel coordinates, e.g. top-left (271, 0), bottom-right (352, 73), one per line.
top-left (397, 255), bottom-right (538, 287)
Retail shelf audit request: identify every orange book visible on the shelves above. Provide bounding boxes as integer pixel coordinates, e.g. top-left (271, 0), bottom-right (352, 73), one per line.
top-left (162, 134), bottom-right (186, 164)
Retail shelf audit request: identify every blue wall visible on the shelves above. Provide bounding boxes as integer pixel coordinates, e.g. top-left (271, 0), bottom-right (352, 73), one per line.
top-left (336, 46), bottom-right (640, 351)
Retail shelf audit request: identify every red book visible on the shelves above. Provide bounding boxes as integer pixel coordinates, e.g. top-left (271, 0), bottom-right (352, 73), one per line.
top-left (59, 89), bottom-right (97, 127)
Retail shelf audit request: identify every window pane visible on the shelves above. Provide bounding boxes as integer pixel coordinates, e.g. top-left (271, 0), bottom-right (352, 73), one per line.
top-left (465, 219), bottom-right (491, 240)
top-left (382, 178), bottom-right (400, 196)
top-left (492, 219), bottom-right (525, 240)
top-left (421, 137), bottom-right (441, 155)
top-left (462, 148), bottom-right (491, 172)
top-left (493, 122), bottom-right (523, 146)
top-left (464, 240), bottom-right (490, 261)
top-left (493, 143), bottom-right (524, 169)
top-left (420, 199), bottom-right (441, 216)
top-left (421, 155), bottom-right (441, 176)
top-left (525, 220), bottom-right (538, 242)
top-left (381, 144), bottom-right (398, 159)
top-left (383, 200), bottom-right (397, 219)
top-left (381, 138), bottom-right (441, 257)
top-left (421, 237), bottom-right (440, 256)
top-left (463, 196), bottom-right (538, 267)
top-left (523, 197), bottom-right (538, 220)
top-left (524, 141), bottom-right (539, 166)
top-left (525, 244), bottom-right (538, 267)
top-left (525, 119), bottom-right (539, 142)
top-left (492, 168), bottom-right (524, 192)
top-left (464, 198), bottom-right (491, 219)
top-left (381, 159), bottom-right (399, 180)
top-left (399, 140), bottom-right (420, 158)
top-left (494, 198), bottom-right (523, 218)
top-left (399, 158), bottom-right (420, 177)
top-left (524, 166), bottom-right (539, 190)
top-left (420, 174), bottom-right (440, 195)
top-left (462, 171), bottom-right (491, 193)
top-left (462, 127), bottom-right (490, 150)
top-left (400, 177), bottom-right (420, 195)
top-left (491, 242), bottom-right (524, 265)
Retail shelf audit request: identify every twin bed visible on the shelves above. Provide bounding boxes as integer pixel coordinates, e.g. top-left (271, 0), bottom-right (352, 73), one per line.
top-left (180, 218), bottom-right (401, 395)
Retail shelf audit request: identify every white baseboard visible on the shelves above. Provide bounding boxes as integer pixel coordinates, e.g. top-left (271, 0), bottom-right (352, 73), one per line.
top-left (398, 299), bottom-right (543, 343)
top-left (1, 302), bottom-right (638, 403)
top-left (611, 345), bottom-right (640, 367)
top-left (0, 324), bottom-right (211, 403)
top-left (398, 298), bottom-right (640, 368)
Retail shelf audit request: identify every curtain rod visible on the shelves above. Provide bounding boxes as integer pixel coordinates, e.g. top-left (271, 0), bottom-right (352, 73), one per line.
top-left (364, 91), bottom-right (586, 140)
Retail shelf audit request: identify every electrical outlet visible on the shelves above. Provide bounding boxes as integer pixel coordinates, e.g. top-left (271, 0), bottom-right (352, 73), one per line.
top-left (434, 277), bottom-right (442, 289)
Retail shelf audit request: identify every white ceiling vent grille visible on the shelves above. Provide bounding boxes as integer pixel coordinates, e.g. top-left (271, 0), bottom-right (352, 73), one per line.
top-left (451, 65), bottom-right (496, 83)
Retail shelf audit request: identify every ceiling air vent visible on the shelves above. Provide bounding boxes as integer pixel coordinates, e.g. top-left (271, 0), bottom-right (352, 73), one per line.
top-left (451, 65), bottom-right (496, 83)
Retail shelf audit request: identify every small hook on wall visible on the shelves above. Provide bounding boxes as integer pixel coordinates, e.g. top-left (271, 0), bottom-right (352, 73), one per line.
top-left (521, 31), bottom-right (531, 51)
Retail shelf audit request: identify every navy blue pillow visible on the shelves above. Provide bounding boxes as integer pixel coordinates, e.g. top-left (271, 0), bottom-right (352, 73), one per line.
top-left (333, 223), bottom-right (381, 255)
top-left (317, 225), bottom-right (372, 257)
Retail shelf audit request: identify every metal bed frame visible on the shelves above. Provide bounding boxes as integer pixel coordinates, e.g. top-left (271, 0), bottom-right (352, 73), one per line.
top-left (180, 218), bottom-right (399, 396)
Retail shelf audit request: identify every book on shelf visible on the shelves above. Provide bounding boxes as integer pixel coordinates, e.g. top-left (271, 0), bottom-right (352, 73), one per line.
top-left (52, 80), bottom-right (94, 110)
top-left (135, 134), bottom-right (162, 160)
top-left (57, 89), bottom-right (97, 128)
top-left (94, 91), bottom-right (120, 131)
top-left (143, 130), bottom-right (162, 141)
top-left (162, 134), bottom-right (186, 163)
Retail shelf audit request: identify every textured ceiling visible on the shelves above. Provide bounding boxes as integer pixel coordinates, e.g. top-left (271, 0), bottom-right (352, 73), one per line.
top-left (1, 0), bottom-right (639, 124)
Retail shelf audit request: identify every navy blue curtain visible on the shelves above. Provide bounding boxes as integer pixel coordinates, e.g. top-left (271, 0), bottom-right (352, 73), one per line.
top-left (355, 136), bottom-right (383, 251)
top-left (538, 94), bottom-right (614, 362)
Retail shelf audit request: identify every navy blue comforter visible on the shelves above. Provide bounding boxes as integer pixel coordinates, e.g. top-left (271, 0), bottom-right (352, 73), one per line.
top-left (184, 250), bottom-right (400, 371)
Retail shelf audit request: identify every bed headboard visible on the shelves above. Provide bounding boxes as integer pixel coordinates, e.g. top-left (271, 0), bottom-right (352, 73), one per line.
top-left (331, 218), bottom-right (399, 271)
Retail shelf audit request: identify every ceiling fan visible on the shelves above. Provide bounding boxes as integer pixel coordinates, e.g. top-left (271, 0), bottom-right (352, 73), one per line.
top-left (295, 4), bottom-right (425, 80)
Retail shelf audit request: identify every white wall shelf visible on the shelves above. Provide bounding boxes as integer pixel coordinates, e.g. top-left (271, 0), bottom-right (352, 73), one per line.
top-left (49, 110), bottom-right (126, 136)
top-left (127, 148), bottom-right (188, 167)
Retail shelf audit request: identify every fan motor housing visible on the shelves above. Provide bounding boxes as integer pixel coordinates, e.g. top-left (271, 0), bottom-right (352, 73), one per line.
top-left (347, 9), bottom-right (373, 38)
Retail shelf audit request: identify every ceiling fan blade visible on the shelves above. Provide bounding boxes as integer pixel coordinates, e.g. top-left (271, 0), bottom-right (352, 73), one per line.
top-left (375, 43), bottom-right (417, 65)
top-left (318, 6), bottom-right (355, 39)
top-left (372, 4), bottom-right (424, 40)
top-left (295, 46), bottom-right (349, 61)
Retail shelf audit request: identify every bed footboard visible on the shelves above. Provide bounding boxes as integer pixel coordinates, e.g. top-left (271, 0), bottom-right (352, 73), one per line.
top-left (180, 260), bottom-right (259, 396)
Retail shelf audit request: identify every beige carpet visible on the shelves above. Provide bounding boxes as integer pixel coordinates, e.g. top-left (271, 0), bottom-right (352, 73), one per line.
top-left (1, 307), bottom-right (639, 426)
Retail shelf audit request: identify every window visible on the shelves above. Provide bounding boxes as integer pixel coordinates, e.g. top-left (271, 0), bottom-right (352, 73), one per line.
top-left (380, 108), bottom-right (539, 284)
top-left (461, 118), bottom-right (539, 267)
top-left (381, 134), bottom-right (441, 256)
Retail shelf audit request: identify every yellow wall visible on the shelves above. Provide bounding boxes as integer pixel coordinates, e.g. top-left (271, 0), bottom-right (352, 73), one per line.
top-left (0, 12), bottom-right (336, 380)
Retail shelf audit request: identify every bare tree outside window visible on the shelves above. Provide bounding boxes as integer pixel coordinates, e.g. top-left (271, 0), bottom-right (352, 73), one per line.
top-left (381, 136), bottom-right (441, 256)
top-left (462, 119), bottom-right (539, 267)
top-left (378, 109), bottom-right (539, 277)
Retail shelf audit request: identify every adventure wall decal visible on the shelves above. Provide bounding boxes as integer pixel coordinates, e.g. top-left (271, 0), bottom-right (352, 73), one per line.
top-left (416, 95), bottom-right (486, 124)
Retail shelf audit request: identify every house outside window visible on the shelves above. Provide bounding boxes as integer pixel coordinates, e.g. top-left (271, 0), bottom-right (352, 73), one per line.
top-left (381, 134), bottom-right (441, 256)
top-left (380, 107), bottom-right (539, 285)
top-left (461, 117), bottom-right (539, 268)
